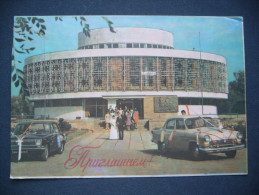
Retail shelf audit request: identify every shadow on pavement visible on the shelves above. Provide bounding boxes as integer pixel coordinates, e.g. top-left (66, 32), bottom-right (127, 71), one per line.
top-left (139, 149), bottom-right (228, 161)
top-left (11, 152), bottom-right (59, 162)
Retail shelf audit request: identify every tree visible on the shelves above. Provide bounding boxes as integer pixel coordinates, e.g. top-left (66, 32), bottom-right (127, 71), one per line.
top-left (11, 96), bottom-right (34, 116)
top-left (217, 70), bottom-right (245, 114)
top-left (12, 16), bottom-right (115, 96)
top-left (228, 70), bottom-right (246, 114)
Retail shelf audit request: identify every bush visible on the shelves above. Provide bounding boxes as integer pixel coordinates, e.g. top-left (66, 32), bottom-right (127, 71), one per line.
top-left (58, 118), bottom-right (72, 132)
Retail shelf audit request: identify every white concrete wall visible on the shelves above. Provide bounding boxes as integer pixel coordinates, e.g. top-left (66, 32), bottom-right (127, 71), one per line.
top-left (107, 99), bottom-right (117, 110)
top-left (78, 27), bottom-right (174, 48)
top-left (35, 106), bottom-right (84, 120)
top-left (29, 91), bottom-right (228, 101)
top-left (178, 105), bottom-right (218, 115)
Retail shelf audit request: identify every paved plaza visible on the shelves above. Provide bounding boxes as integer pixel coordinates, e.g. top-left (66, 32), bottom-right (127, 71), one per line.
top-left (11, 129), bottom-right (247, 178)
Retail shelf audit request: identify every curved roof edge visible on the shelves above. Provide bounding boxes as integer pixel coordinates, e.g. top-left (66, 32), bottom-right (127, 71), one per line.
top-left (25, 48), bottom-right (226, 64)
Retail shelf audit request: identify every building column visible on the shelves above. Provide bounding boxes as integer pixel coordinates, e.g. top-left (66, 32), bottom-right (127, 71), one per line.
top-left (82, 99), bottom-right (86, 118)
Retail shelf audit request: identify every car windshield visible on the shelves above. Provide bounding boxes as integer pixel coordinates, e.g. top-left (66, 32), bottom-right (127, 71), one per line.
top-left (185, 117), bottom-right (217, 129)
top-left (13, 123), bottom-right (50, 135)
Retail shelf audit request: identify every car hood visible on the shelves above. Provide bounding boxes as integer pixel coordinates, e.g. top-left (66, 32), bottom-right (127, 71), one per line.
top-left (198, 127), bottom-right (236, 140)
top-left (11, 134), bottom-right (50, 140)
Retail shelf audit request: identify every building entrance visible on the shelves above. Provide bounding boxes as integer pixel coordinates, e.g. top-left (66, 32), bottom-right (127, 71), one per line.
top-left (116, 99), bottom-right (144, 119)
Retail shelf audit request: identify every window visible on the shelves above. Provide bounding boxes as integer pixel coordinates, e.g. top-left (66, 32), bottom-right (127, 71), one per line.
top-left (140, 43), bottom-right (145, 48)
top-left (185, 118), bottom-right (197, 129)
top-left (161, 59), bottom-right (167, 87)
top-left (166, 120), bottom-right (175, 129)
top-left (158, 45), bottom-right (162, 48)
top-left (52, 123), bottom-right (59, 133)
top-left (129, 57), bottom-right (140, 86)
top-left (147, 44), bottom-right (152, 48)
top-left (113, 43), bottom-right (119, 48)
top-left (93, 61), bottom-right (103, 87)
top-left (107, 43), bottom-right (112, 48)
top-left (133, 43), bottom-right (139, 48)
top-left (44, 124), bottom-right (51, 132)
top-left (126, 43), bottom-right (132, 48)
top-left (153, 44), bottom-right (157, 48)
top-left (143, 58), bottom-right (154, 87)
top-left (176, 119), bottom-right (185, 130)
top-left (99, 44), bottom-right (104, 49)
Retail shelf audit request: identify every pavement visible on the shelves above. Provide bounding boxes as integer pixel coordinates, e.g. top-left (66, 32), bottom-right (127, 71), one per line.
top-left (10, 129), bottom-right (248, 178)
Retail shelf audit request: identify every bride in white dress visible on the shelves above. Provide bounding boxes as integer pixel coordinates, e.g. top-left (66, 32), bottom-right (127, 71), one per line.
top-left (109, 114), bottom-right (118, 140)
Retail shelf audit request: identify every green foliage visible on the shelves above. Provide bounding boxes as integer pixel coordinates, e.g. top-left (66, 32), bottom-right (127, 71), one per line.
top-left (11, 96), bottom-right (34, 116)
top-left (217, 70), bottom-right (245, 114)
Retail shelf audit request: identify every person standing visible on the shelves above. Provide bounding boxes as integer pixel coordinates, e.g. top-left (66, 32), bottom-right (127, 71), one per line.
top-left (105, 111), bottom-right (110, 131)
top-left (121, 110), bottom-right (127, 130)
top-left (119, 107), bottom-right (123, 115)
top-left (108, 105), bottom-right (113, 113)
top-left (123, 106), bottom-right (128, 114)
top-left (109, 114), bottom-right (118, 140)
top-left (116, 112), bottom-right (125, 140)
top-left (126, 110), bottom-right (132, 130)
top-left (133, 107), bottom-right (139, 129)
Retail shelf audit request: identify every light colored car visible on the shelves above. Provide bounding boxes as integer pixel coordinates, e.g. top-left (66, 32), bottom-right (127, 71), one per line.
top-left (151, 116), bottom-right (245, 160)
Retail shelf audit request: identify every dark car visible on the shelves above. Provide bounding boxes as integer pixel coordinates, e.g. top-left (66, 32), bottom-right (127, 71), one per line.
top-left (11, 121), bottom-right (66, 161)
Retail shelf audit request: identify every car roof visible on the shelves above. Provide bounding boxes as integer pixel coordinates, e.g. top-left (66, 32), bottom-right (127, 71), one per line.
top-left (167, 115), bottom-right (216, 120)
top-left (17, 120), bottom-right (57, 125)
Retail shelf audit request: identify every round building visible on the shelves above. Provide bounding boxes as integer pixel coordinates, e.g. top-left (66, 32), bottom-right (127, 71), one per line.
top-left (24, 27), bottom-right (228, 119)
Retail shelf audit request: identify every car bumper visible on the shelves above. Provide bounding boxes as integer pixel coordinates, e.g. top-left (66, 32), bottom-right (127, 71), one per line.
top-left (11, 145), bottom-right (47, 154)
top-left (199, 144), bottom-right (245, 153)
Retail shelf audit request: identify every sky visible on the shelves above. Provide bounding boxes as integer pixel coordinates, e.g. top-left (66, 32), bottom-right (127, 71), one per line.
top-left (12, 16), bottom-right (245, 96)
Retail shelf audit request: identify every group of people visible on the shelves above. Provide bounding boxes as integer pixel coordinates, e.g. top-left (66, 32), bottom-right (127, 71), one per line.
top-left (105, 106), bottom-right (139, 140)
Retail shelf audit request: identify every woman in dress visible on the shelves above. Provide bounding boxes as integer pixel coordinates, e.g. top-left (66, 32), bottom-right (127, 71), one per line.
top-left (109, 114), bottom-right (118, 139)
top-left (126, 110), bottom-right (132, 130)
top-left (105, 111), bottom-right (110, 131)
top-left (133, 107), bottom-right (139, 129)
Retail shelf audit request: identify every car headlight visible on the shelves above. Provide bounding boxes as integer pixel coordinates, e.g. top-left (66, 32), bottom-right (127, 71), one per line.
top-left (35, 139), bottom-right (42, 146)
top-left (204, 135), bottom-right (211, 142)
top-left (237, 132), bottom-right (243, 139)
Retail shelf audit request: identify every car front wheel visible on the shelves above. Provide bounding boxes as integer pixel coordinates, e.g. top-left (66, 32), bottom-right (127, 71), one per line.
top-left (41, 145), bottom-right (49, 161)
top-left (158, 142), bottom-right (167, 155)
top-left (225, 150), bottom-right (237, 158)
top-left (189, 143), bottom-right (205, 160)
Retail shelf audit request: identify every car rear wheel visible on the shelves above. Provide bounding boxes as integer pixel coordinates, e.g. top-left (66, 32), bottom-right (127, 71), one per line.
top-left (189, 143), bottom-right (205, 160)
top-left (225, 150), bottom-right (237, 158)
top-left (158, 142), bottom-right (167, 155)
top-left (41, 145), bottom-right (49, 161)
top-left (57, 142), bottom-right (64, 154)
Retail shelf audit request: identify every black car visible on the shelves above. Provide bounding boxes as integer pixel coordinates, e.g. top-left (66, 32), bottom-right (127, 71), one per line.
top-left (11, 121), bottom-right (66, 161)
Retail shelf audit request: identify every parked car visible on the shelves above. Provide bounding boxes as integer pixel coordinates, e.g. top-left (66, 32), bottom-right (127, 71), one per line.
top-left (151, 116), bottom-right (245, 160)
top-left (11, 121), bottom-right (66, 161)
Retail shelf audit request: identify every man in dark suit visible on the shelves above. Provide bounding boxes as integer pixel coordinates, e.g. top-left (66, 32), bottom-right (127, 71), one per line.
top-left (116, 112), bottom-right (125, 140)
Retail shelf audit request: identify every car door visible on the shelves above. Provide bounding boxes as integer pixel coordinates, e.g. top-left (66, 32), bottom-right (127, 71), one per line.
top-left (164, 119), bottom-right (178, 151)
top-left (44, 123), bottom-right (56, 152)
top-left (51, 123), bottom-right (59, 152)
top-left (171, 118), bottom-right (188, 151)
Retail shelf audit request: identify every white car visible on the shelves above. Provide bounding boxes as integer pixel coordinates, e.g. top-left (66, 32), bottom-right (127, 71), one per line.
top-left (151, 116), bottom-right (245, 160)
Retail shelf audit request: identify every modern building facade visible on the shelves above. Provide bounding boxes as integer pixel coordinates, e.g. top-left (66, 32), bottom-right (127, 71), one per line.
top-left (24, 27), bottom-right (228, 119)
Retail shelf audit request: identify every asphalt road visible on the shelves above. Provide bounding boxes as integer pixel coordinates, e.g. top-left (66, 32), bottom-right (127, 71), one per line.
top-left (11, 129), bottom-right (247, 178)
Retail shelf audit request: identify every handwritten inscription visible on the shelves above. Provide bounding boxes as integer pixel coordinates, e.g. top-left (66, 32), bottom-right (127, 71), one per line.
top-left (64, 145), bottom-right (154, 173)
